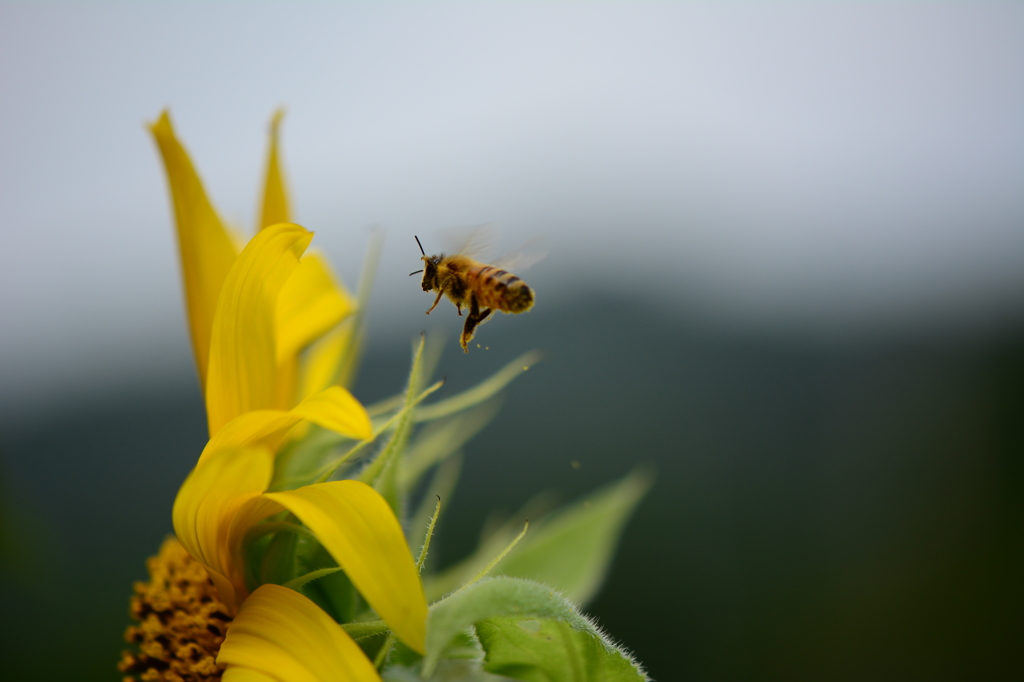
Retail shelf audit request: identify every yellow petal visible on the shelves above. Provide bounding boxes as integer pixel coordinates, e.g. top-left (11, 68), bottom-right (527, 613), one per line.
top-left (276, 252), bottom-right (356, 367)
top-left (265, 481), bottom-right (427, 654)
top-left (223, 669), bottom-right (277, 682)
top-left (258, 109), bottom-right (291, 231)
top-left (275, 355), bottom-right (300, 414)
top-left (172, 445), bottom-right (280, 612)
top-left (198, 386), bottom-right (372, 466)
top-left (206, 223), bottom-right (313, 435)
top-left (219, 584), bottom-right (381, 682)
top-left (292, 386), bottom-right (372, 441)
top-left (149, 110), bottom-right (239, 388)
top-left (198, 410), bottom-right (297, 467)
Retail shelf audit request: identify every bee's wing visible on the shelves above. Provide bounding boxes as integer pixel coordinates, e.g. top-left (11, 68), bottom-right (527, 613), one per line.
top-left (438, 223), bottom-right (497, 260)
top-left (492, 236), bottom-right (548, 273)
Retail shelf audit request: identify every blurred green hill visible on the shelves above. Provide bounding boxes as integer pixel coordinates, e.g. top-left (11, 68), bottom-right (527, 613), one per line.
top-left (1, 296), bottom-right (1021, 680)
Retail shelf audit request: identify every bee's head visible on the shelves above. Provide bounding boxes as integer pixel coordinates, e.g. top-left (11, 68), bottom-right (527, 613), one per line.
top-left (410, 236), bottom-right (442, 291)
top-left (419, 254), bottom-right (442, 291)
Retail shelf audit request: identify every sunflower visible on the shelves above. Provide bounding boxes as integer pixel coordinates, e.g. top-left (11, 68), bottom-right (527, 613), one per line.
top-left (120, 112), bottom-right (422, 682)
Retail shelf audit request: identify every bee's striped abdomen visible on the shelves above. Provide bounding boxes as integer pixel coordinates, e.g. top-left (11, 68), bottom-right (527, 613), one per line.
top-left (468, 265), bottom-right (535, 313)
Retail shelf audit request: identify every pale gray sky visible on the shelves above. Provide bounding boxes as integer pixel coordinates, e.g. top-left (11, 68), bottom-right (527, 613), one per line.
top-left (2, 3), bottom-right (1023, 420)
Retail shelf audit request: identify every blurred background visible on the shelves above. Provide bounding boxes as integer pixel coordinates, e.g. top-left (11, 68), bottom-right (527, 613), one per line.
top-left (1, 3), bottom-right (1022, 680)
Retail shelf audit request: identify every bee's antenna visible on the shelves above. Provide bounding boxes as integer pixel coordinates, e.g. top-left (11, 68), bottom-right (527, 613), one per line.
top-left (414, 235), bottom-right (426, 256)
top-left (409, 269), bottom-right (424, 276)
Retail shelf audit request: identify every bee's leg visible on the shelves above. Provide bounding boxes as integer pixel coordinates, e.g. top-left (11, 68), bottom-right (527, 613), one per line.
top-left (462, 309), bottom-right (493, 352)
top-left (460, 298), bottom-right (481, 352)
top-left (460, 296), bottom-right (494, 352)
top-left (425, 289), bottom-right (444, 314)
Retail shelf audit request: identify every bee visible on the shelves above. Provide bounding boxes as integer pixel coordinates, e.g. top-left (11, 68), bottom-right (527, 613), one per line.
top-left (410, 235), bottom-right (536, 353)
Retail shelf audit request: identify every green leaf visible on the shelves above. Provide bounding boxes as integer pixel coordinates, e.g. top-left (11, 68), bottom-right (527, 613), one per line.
top-left (426, 577), bottom-right (580, 674)
top-left (477, 617), bottom-right (646, 682)
top-left (496, 469), bottom-right (652, 604)
top-left (426, 470), bottom-right (652, 605)
top-left (424, 577), bottom-right (645, 681)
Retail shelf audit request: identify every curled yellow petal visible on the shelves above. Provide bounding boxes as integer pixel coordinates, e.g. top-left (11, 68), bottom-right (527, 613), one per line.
top-left (198, 386), bottom-right (371, 466)
top-left (206, 223), bottom-right (313, 436)
top-left (258, 109), bottom-right (291, 231)
top-left (265, 481), bottom-right (428, 654)
top-left (171, 446), bottom-right (280, 612)
top-left (149, 110), bottom-right (239, 388)
top-left (219, 584), bottom-right (381, 682)
top-left (198, 410), bottom-right (298, 467)
top-left (276, 252), bottom-right (356, 366)
top-left (291, 386), bottom-right (371, 441)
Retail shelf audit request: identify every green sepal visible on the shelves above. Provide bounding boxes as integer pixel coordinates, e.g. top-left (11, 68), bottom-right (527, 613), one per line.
top-left (294, 540), bottom-right (358, 624)
top-left (352, 630), bottom-right (390, 665)
top-left (361, 334), bottom-right (426, 513)
top-left (258, 522), bottom-right (298, 586)
top-left (342, 619), bottom-right (389, 640)
top-left (282, 566), bottom-right (344, 591)
top-left (244, 529), bottom-right (273, 593)
top-left (242, 512), bottom-right (293, 592)
top-left (408, 453), bottom-right (462, 552)
top-left (271, 424), bottom-right (352, 491)
top-left (424, 577), bottom-right (645, 680)
top-left (400, 398), bottom-right (502, 492)
top-left (412, 350), bottom-right (542, 423)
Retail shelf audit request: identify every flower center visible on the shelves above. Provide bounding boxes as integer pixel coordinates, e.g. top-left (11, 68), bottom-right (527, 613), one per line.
top-left (119, 537), bottom-right (232, 682)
